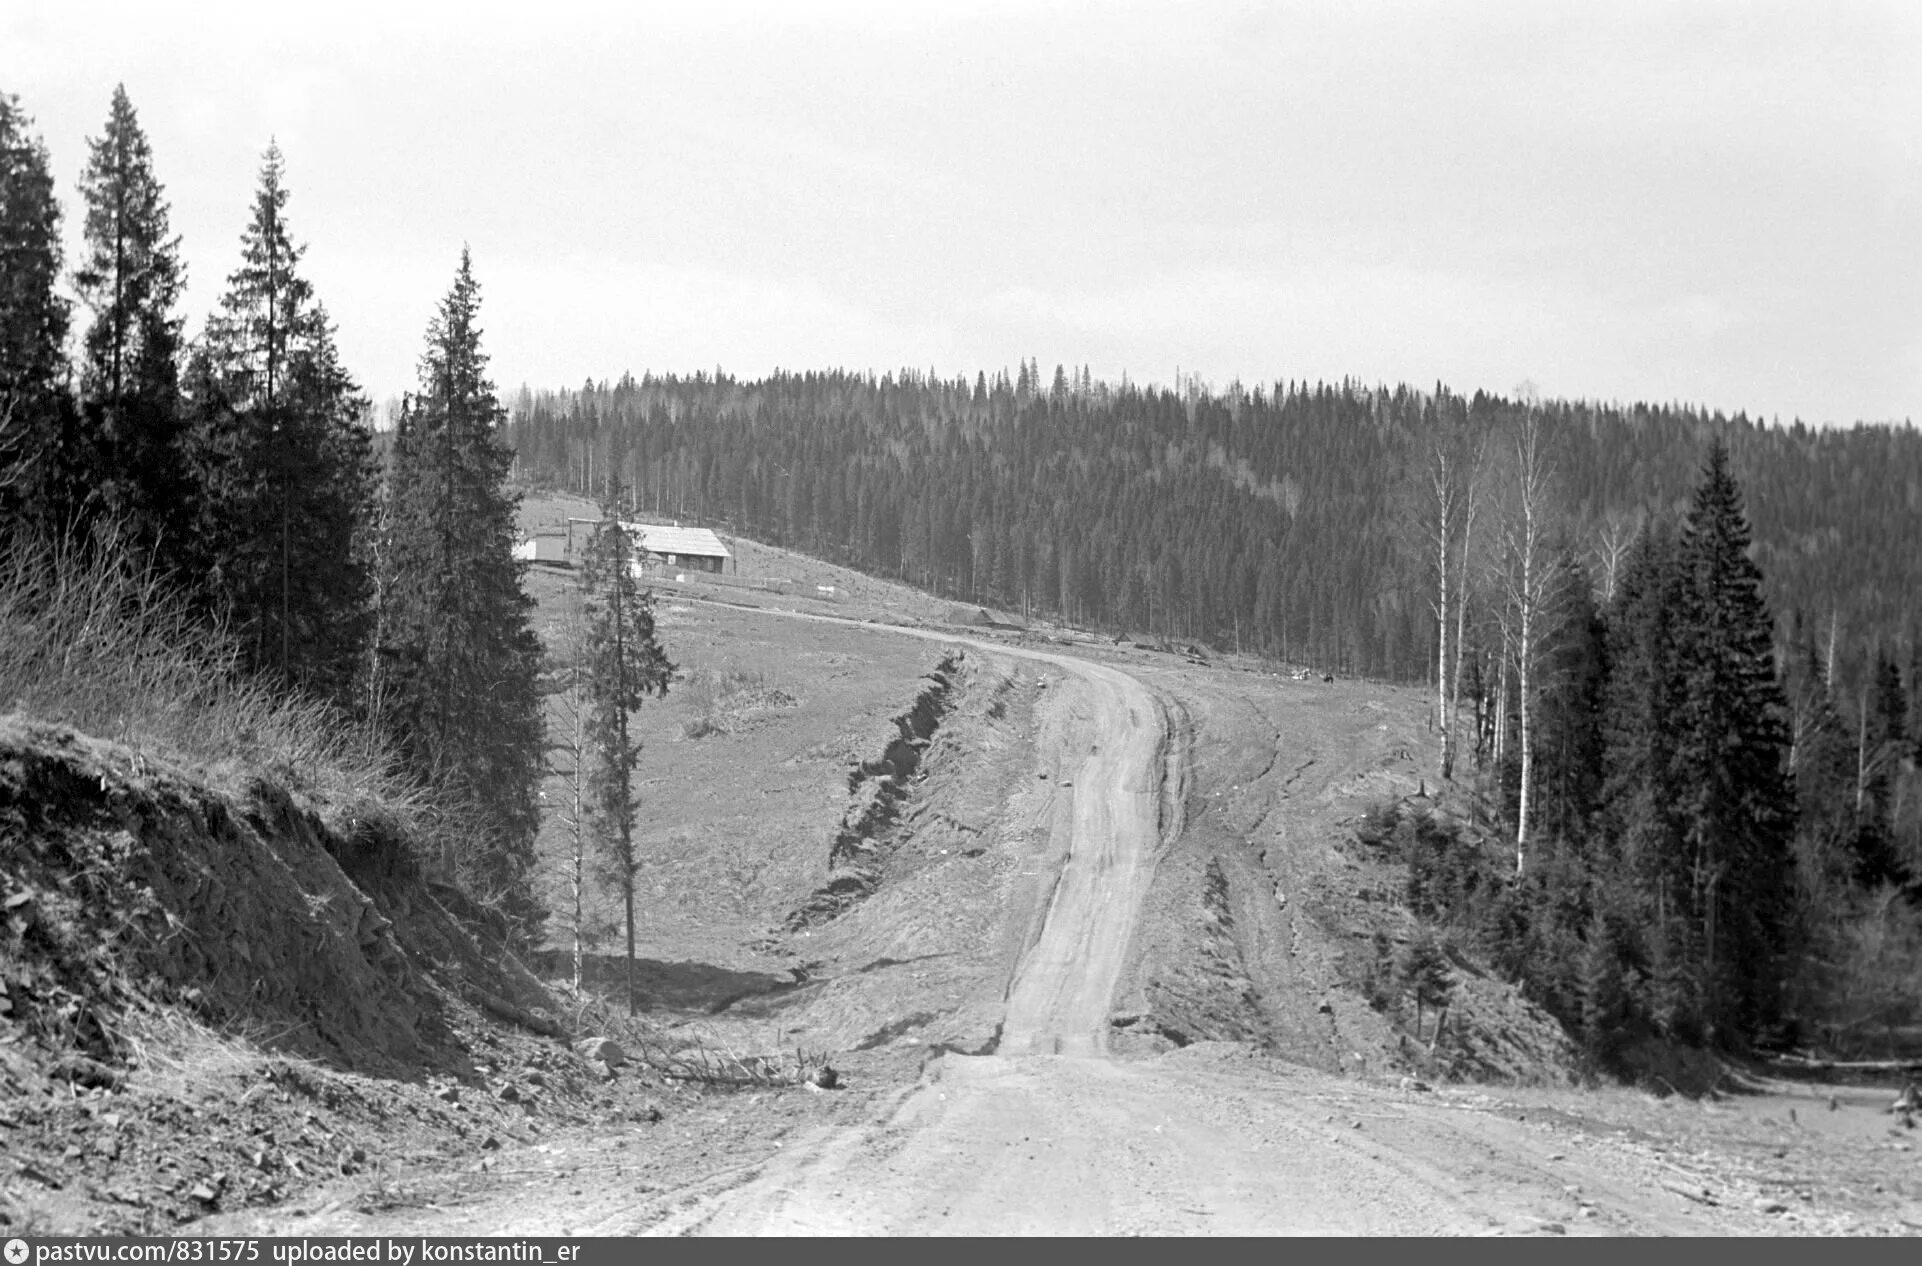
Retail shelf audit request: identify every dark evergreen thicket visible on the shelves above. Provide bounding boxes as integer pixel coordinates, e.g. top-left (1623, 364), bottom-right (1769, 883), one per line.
top-left (1, 86), bottom-right (549, 942)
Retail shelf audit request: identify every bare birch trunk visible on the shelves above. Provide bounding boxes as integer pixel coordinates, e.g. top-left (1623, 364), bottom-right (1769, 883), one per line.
top-left (1494, 622), bottom-right (1510, 769)
top-left (1517, 567), bottom-right (1534, 875)
top-left (1446, 436), bottom-right (1485, 783)
top-left (569, 680), bottom-right (587, 994)
top-left (1431, 448), bottom-right (1453, 756)
top-left (1504, 408), bottom-right (1551, 877)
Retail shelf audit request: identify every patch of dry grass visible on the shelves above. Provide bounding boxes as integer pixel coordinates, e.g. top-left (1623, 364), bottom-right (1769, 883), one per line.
top-left (678, 664), bottom-right (798, 739)
top-left (117, 1007), bottom-right (287, 1100)
top-left (0, 526), bottom-right (455, 865)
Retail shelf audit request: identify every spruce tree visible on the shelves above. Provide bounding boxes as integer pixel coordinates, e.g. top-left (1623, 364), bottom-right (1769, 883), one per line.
top-left (1851, 649), bottom-right (1910, 888)
top-left (1578, 904), bottom-right (1633, 1068)
top-left (579, 483), bottom-right (673, 1013)
top-left (1673, 440), bottom-right (1797, 1043)
top-left (1396, 926), bottom-right (1456, 1046)
top-left (0, 91), bottom-right (76, 533)
top-left (1908, 639), bottom-right (1922, 767)
top-left (1786, 632), bottom-right (1863, 1021)
top-left (1792, 636), bottom-right (1862, 892)
top-left (189, 143), bottom-right (374, 703)
top-left (1532, 549), bottom-right (1608, 849)
top-left (379, 249), bottom-right (545, 935)
top-left (1600, 532), bottom-right (1687, 884)
top-left (73, 85), bottom-right (191, 562)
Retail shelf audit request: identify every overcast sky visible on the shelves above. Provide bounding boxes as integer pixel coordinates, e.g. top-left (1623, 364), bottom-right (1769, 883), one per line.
top-left (5, 0), bottom-right (1918, 424)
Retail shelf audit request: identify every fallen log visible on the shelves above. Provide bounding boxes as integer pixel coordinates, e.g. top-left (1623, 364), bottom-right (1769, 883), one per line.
top-left (464, 984), bottom-right (567, 1039)
top-left (1660, 1179), bottom-right (1717, 1206)
top-left (1766, 1055), bottom-right (1922, 1074)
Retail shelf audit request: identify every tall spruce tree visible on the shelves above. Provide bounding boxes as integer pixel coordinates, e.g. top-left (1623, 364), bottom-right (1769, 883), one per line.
top-left (1531, 548), bottom-right (1608, 849)
top-left (1852, 649), bottom-right (1911, 888)
top-left (379, 249), bottom-right (545, 934)
top-left (73, 85), bottom-right (191, 562)
top-left (1785, 631), bottom-right (1862, 1017)
top-left (578, 480), bottom-right (673, 1013)
top-left (1599, 522), bottom-right (1695, 1033)
top-left (1791, 634), bottom-right (1861, 892)
top-left (1673, 440), bottom-right (1797, 1043)
top-left (189, 143), bottom-right (374, 702)
top-left (0, 91), bottom-right (77, 533)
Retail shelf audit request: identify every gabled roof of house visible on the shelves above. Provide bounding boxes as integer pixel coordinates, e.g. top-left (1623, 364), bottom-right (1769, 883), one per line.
top-left (620, 522), bottom-right (731, 558)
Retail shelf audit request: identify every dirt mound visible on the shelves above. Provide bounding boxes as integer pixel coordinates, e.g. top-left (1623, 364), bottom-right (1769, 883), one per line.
top-left (0, 718), bottom-right (562, 1079)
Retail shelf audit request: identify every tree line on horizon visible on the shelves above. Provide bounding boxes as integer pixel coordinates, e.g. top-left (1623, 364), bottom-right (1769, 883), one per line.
top-left (0, 85), bottom-right (556, 935)
top-left (505, 365), bottom-right (1921, 683)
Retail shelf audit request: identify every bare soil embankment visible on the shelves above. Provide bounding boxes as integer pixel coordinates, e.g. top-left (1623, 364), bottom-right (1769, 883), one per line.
top-left (0, 716), bottom-right (669, 1235)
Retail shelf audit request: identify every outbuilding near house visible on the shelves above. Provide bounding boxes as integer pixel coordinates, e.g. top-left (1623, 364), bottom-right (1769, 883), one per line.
top-left (512, 535), bottom-right (568, 564)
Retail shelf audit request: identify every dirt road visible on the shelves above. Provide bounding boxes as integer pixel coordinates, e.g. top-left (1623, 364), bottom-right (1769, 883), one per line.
top-left (602, 643), bottom-right (1725, 1235)
top-left (530, 639), bottom-right (1730, 1235)
top-left (996, 657), bottom-right (1176, 1057)
top-left (198, 621), bottom-right (1826, 1237)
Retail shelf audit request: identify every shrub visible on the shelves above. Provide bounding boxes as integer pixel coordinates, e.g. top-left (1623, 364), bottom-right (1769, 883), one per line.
top-left (0, 524), bottom-right (457, 869)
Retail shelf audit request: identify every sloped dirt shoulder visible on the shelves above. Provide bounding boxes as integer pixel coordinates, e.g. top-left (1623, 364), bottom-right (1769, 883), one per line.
top-left (784, 652), bottom-right (964, 929)
top-left (0, 715), bottom-right (621, 1234)
top-left (2, 719), bottom-right (447, 1075)
top-left (727, 650), bottom-right (1064, 1057)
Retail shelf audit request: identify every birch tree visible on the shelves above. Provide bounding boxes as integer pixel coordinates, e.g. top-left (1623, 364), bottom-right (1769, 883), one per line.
top-left (1423, 418), bottom-right (1488, 782)
top-left (1497, 403), bottom-right (1557, 874)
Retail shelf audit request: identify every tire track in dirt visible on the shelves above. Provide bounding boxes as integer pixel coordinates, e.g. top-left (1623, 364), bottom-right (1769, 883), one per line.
top-left (615, 615), bottom-right (1198, 1231)
top-left (618, 618), bottom-right (1733, 1235)
top-left (997, 658), bottom-right (1176, 1055)
top-left (675, 604), bottom-right (1188, 1059)
top-left (613, 614), bottom-right (1545, 1234)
